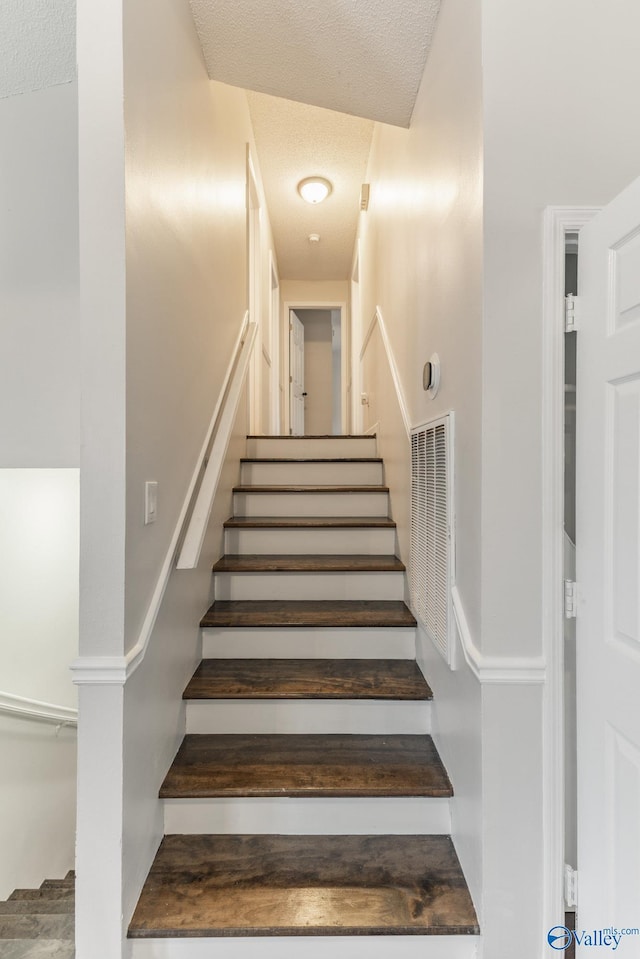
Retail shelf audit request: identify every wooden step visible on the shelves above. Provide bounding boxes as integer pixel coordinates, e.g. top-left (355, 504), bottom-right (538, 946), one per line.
top-left (160, 733), bottom-right (451, 799)
top-left (213, 570), bottom-right (404, 602)
top-left (40, 879), bottom-right (75, 890)
top-left (0, 914), bottom-right (74, 939)
top-left (183, 659), bottom-right (432, 735)
top-left (212, 555), bottom-right (406, 602)
top-left (0, 900), bottom-right (75, 915)
top-left (233, 488), bottom-right (389, 518)
top-left (128, 834), bottom-right (478, 938)
top-left (225, 522), bottom-right (397, 556)
top-left (223, 515), bottom-right (395, 529)
top-left (184, 659), bottom-right (429, 700)
top-left (246, 435), bottom-right (377, 458)
top-left (201, 600), bottom-right (416, 629)
top-left (241, 459), bottom-right (384, 486)
top-left (8, 888), bottom-right (74, 902)
top-left (212, 554), bottom-right (405, 573)
top-left (233, 485), bottom-right (388, 493)
top-left (0, 942), bottom-right (75, 958)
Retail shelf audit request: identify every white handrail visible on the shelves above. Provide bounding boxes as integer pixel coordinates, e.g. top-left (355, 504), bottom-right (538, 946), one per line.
top-left (0, 690), bottom-right (78, 728)
top-left (360, 306), bottom-right (411, 437)
top-left (73, 313), bottom-right (255, 684)
top-left (177, 321), bottom-right (258, 568)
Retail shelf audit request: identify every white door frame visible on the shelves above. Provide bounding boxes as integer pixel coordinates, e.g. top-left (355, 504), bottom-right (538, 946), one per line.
top-left (350, 245), bottom-right (362, 433)
top-left (269, 252), bottom-right (280, 434)
top-left (541, 206), bottom-right (600, 934)
top-left (247, 149), bottom-right (262, 435)
top-left (282, 299), bottom-right (349, 436)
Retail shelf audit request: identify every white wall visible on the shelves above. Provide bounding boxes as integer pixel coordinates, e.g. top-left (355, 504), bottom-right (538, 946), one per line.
top-left (75, 0), bottom-right (276, 954)
top-left (0, 15), bottom-right (80, 901)
top-left (481, 0), bottom-right (640, 665)
top-left (0, 83), bottom-right (79, 468)
top-left (478, 3), bottom-right (640, 951)
top-left (358, 0), bottom-right (484, 914)
top-left (0, 469), bottom-right (78, 898)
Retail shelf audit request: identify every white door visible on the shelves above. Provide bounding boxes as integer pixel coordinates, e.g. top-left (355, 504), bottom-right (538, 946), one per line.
top-left (289, 311), bottom-right (305, 436)
top-left (576, 174), bottom-right (640, 938)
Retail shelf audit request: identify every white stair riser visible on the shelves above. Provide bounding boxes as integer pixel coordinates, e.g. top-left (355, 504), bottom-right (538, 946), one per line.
top-left (224, 526), bottom-right (397, 555)
top-left (202, 627), bottom-right (416, 660)
top-left (240, 461), bottom-right (383, 485)
top-left (214, 571), bottom-right (404, 602)
top-left (185, 699), bottom-right (430, 735)
top-left (233, 491), bottom-right (389, 517)
top-left (246, 437), bottom-right (377, 459)
top-left (131, 934), bottom-right (478, 959)
top-left (163, 796), bottom-right (450, 837)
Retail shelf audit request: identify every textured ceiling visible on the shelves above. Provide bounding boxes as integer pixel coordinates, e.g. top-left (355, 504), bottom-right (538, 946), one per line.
top-left (190, 0), bottom-right (441, 128)
top-left (248, 92), bottom-right (373, 280)
top-left (1, 0), bottom-right (75, 99)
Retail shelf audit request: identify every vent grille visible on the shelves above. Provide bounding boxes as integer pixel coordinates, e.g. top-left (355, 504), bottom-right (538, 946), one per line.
top-left (410, 414), bottom-right (454, 664)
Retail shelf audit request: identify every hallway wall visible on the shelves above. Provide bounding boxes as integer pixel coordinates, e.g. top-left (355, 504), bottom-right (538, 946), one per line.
top-left (358, 0), bottom-right (483, 914)
top-left (76, 0), bottom-right (276, 953)
top-left (478, 3), bottom-right (640, 951)
top-left (0, 38), bottom-right (79, 897)
top-left (0, 83), bottom-right (79, 468)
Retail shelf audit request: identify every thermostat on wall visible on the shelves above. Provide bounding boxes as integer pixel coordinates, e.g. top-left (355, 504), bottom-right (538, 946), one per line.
top-left (423, 354), bottom-right (441, 399)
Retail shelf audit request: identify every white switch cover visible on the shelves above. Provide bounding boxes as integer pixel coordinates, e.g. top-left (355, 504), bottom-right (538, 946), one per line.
top-left (145, 481), bottom-right (158, 525)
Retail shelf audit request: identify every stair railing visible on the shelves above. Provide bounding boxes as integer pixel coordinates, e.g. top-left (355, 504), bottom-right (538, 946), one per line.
top-left (0, 689), bottom-right (77, 729)
top-left (177, 316), bottom-right (257, 569)
top-left (73, 312), bottom-right (257, 684)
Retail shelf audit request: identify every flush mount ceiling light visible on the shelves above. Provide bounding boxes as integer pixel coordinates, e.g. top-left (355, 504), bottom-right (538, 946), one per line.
top-left (297, 176), bottom-right (332, 204)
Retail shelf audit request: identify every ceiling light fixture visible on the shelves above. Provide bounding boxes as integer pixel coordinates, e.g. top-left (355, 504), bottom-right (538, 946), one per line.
top-left (298, 177), bottom-right (332, 204)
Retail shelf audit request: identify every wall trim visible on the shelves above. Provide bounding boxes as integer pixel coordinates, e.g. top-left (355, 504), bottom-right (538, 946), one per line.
top-left (541, 206), bottom-right (599, 934)
top-left (360, 306), bottom-right (411, 438)
top-left (452, 586), bottom-right (546, 685)
top-left (362, 305), bottom-right (544, 685)
top-left (72, 313), bottom-right (252, 687)
top-left (0, 689), bottom-right (78, 727)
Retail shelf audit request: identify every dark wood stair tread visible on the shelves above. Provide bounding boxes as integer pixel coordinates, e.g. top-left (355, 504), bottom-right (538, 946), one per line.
top-left (128, 833), bottom-right (478, 938)
top-left (223, 515), bottom-right (395, 528)
top-left (241, 457), bottom-right (383, 463)
top-left (212, 554), bottom-right (405, 573)
top-left (233, 485), bottom-right (389, 493)
top-left (184, 659), bottom-right (431, 701)
top-left (200, 599), bottom-right (416, 628)
top-left (160, 733), bottom-right (451, 799)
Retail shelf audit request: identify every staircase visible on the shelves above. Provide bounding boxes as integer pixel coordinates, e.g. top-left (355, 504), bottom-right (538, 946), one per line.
top-left (129, 435), bottom-right (479, 957)
top-left (0, 871), bottom-right (75, 958)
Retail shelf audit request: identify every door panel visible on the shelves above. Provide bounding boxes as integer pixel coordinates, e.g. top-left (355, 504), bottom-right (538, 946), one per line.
top-left (289, 311), bottom-right (305, 436)
top-left (576, 175), bottom-right (640, 935)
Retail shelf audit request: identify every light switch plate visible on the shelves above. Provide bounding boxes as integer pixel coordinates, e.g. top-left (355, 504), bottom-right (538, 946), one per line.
top-left (145, 481), bottom-right (158, 525)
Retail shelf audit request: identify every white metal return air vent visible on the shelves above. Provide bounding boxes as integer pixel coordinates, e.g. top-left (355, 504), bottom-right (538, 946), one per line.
top-left (410, 414), bottom-right (455, 665)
